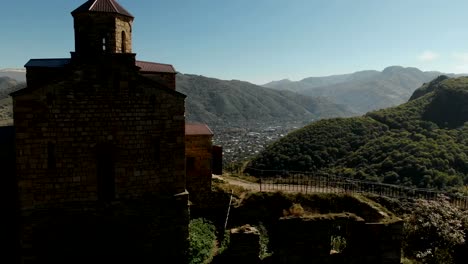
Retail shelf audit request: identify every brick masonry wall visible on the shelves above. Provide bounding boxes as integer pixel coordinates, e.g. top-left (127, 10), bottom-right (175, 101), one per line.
top-left (26, 67), bottom-right (70, 89)
top-left (15, 55), bottom-right (186, 207)
top-left (142, 73), bottom-right (176, 90)
top-left (186, 134), bottom-right (213, 196)
top-left (115, 16), bottom-right (133, 53)
top-left (15, 55), bottom-right (190, 263)
top-left (73, 13), bottom-right (133, 55)
top-left (227, 225), bottom-right (261, 263)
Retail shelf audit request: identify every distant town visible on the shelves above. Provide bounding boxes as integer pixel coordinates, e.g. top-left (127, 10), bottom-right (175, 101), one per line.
top-left (211, 120), bottom-right (309, 165)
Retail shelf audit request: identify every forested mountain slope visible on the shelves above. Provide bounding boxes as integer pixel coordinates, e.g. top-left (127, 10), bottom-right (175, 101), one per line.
top-left (247, 76), bottom-right (468, 190)
top-left (176, 74), bottom-right (353, 126)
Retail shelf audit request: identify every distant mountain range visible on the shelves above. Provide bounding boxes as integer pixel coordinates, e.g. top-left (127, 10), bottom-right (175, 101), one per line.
top-left (1, 66), bottom-right (460, 127)
top-left (0, 76), bottom-right (23, 98)
top-left (0, 68), bottom-right (26, 82)
top-left (176, 74), bottom-right (352, 126)
top-left (263, 66), bottom-right (461, 114)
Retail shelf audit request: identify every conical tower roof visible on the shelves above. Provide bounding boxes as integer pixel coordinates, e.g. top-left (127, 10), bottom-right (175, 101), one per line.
top-left (72, 0), bottom-right (133, 18)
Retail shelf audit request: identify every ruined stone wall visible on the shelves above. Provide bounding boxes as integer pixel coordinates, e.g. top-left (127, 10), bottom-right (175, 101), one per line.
top-left (347, 221), bottom-right (403, 264)
top-left (14, 56), bottom-right (186, 208)
top-left (226, 225), bottom-right (261, 263)
top-left (225, 193), bottom-right (403, 264)
top-left (272, 217), bottom-right (335, 264)
top-left (186, 134), bottom-right (213, 196)
top-left (271, 216), bottom-right (403, 264)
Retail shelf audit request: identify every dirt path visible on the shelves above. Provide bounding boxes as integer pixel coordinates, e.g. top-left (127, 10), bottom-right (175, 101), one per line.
top-left (213, 175), bottom-right (260, 191)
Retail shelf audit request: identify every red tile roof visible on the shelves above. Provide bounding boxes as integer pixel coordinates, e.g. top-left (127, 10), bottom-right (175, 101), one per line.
top-left (185, 123), bottom-right (214, 136)
top-left (136, 61), bottom-right (176, 74)
top-left (72, 0), bottom-right (133, 18)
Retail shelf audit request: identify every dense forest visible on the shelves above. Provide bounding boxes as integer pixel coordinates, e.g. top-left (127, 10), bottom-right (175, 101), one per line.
top-left (246, 76), bottom-right (468, 191)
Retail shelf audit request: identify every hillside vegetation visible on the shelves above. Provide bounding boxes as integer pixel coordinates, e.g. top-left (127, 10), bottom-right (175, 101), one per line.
top-left (0, 77), bottom-right (22, 98)
top-left (0, 77), bottom-right (24, 121)
top-left (247, 76), bottom-right (468, 190)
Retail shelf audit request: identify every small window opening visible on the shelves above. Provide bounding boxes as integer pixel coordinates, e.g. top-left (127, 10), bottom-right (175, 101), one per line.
top-left (48, 142), bottom-right (56, 169)
top-left (121, 31), bottom-right (127, 53)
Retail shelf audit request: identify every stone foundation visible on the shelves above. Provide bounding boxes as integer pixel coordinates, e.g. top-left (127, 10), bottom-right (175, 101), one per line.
top-left (227, 225), bottom-right (261, 263)
top-left (19, 193), bottom-right (189, 264)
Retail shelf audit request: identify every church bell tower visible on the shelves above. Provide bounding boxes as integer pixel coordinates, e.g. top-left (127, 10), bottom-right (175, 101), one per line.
top-left (71, 0), bottom-right (134, 57)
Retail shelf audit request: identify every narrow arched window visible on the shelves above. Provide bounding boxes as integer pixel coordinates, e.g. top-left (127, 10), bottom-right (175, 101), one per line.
top-left (102, 37), bottom-right (106, 51)
top-left (121, 31), bottom-right (127, 53)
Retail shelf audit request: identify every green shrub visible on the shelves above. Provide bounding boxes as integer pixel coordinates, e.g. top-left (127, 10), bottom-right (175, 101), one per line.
top-left (258, 222), bottom-right (272, 259)
top-left (403, 196), bottom-right (467, 264)
top-left (330, 235), bottom-right (347, 253)
top-left (188, 218), bottom-right (216, 264)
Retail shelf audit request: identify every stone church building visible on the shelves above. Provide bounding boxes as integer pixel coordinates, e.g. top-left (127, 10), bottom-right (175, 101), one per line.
top-left (0, 0), bottom-right (218, 263)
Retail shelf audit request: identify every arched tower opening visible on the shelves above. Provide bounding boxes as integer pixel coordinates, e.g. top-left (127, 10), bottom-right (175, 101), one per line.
top-left (121, 31), bottom-right (127, 53)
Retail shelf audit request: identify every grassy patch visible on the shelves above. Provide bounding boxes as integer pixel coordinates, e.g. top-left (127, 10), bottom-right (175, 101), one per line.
top-left (188, 218), bottom-right (217, 264)
top-left (212, 179), bottom-right (250, 199)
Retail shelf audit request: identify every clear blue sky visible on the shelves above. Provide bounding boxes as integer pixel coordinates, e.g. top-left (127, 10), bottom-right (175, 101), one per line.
top-left (2, 0), bottom-right (468, 84)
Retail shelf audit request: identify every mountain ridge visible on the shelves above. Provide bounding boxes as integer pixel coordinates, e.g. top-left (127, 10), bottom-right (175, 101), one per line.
top-left (0, 69), bottom-right (26, 82)
top-left (263, 66), bottom-right (459, 114)
top-left (176, 73), bottom-right (352, 126)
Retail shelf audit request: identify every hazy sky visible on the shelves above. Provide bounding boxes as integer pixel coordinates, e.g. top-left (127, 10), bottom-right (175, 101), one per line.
top-left (2, 0), bottom-right (468, 84)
